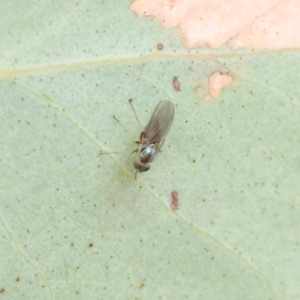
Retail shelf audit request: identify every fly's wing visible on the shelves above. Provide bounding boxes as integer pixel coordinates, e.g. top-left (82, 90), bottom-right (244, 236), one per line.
top-left (144, 100), bottom-right (174, 150)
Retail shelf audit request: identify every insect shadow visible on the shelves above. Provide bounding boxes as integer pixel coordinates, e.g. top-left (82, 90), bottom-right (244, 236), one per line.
top-left (100, 99), bottom-right (175, 179)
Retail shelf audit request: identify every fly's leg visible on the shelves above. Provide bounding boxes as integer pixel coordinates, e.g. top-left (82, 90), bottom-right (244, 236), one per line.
top-left (99, 148), bottom-right (138, 156)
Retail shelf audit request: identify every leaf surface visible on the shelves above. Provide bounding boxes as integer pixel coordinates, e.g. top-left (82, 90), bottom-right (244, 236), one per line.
top-left (0, 1), bottom-right (299, 299)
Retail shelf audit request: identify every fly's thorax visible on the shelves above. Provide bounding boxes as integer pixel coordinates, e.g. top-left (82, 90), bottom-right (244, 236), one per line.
top-left (139, 144), bottom-right (156, 163)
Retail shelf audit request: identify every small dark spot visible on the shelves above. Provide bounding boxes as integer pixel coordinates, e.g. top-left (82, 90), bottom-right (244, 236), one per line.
top-left (16, 277), bottom-right (20, 282)
top-left (0, 288), bottom-right (5, 293)
top-left (157, 43), bottom-right (163, 50)
top-left (89, 243), bottom-right (93, 247)
top-left (192, 159), bottom-right (196, 163)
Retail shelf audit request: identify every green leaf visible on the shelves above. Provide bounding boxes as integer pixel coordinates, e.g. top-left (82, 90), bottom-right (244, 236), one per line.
top-left (1, 1), bottom-right (299, 299)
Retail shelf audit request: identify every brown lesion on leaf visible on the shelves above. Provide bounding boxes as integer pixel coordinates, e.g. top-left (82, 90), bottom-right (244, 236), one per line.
top-left (139, 280), bottom-right (146, 288)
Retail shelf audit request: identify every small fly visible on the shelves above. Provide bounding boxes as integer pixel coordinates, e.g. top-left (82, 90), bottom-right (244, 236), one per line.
top-left (101, 100), bottom-right (175, 179)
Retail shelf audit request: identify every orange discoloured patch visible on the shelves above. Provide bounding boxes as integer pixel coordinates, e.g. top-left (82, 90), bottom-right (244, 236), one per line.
top-left (131, 0), bottom-right (299, 49)
top-left (229, 0), bottom-right (300, 49)
top-left (209, 72), bottom-right (233, 97)
top-left (164, 0), bottom-right (176, 9)
top-left (204, 71), bottom-right (233, 101)
top-left (204, 94), bottom-right (211, 102)
top-left (196, 85), bottom-right (203, 94)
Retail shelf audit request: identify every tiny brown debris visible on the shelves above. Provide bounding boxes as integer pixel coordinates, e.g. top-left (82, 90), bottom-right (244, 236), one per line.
top-left (157, 43), bottom-right (163, 50)
top-left (173, 77), bottom-right (181, 92)
top-left (170, 191), bottom-right (179, 210)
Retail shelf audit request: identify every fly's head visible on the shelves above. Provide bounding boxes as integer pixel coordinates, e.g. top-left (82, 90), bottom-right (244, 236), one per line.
top-left (134, 160), bottom-right (150, 173)
top-left (134, 160), bottom-right (150, 179)
top-left (133, 144), bottom-right (156, 179)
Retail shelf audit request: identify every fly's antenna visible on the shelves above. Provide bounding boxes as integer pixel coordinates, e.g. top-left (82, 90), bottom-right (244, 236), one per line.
top-left (113, 115), bottom-right (138, 143)
top-left (129, 99), bottom-right (143, 131)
